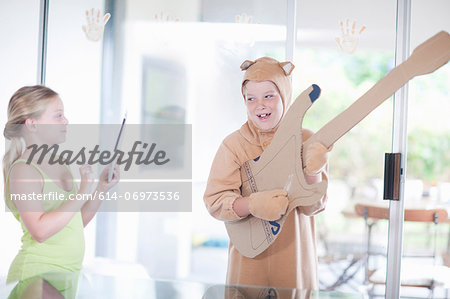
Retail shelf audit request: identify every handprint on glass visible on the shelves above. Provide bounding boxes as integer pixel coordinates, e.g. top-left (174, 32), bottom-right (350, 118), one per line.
top-left (154, 11), bottom-right (180, 22)
top-left (235, 13), bottom-right (253, 24)
top-left (82, 8), bottom-right (111, 42)
top-left (335, 19), bottom-right (366, 54)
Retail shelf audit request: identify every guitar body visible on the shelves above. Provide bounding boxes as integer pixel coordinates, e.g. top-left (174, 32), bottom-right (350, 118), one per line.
top-left (225, 85), bottom-right (327, 258)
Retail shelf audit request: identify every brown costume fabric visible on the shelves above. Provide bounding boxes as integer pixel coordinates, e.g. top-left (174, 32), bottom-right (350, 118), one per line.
top-left (203, 57), bottom-right (328, 290)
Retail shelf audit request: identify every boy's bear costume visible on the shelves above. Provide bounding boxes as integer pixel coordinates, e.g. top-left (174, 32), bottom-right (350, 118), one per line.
top-left (204, 57), bottom-right (328, 289)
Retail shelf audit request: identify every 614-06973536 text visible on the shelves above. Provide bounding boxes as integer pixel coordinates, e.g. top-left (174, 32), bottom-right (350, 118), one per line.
top-left (96, 191), bottom-right (180, 201)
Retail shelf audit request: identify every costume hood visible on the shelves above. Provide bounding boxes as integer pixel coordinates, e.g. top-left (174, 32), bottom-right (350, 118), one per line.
top-left (241, 56), bottom-right (295, 111)
top-left (239, 57), bottom-right (295, 145)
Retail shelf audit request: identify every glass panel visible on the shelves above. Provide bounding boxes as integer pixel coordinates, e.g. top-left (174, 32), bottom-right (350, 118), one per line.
top-left (0, 0), bottom-right (40, 283)
top-left (402, 1), bottom-right (450, 298)
top-left (108, 0), bottom-right (290, 283)
top-left (42, 0), bottom-right (107, 273)
top-left (294, 0), bottom-right (397, 295)
top-left (46, 0), bottom-right (105, 124)
top-left (2, 1), bottom-right (290, 290)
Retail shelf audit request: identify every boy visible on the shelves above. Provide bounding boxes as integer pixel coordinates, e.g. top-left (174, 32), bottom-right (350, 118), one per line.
top-left (204, 57), bottom-right (331, 289)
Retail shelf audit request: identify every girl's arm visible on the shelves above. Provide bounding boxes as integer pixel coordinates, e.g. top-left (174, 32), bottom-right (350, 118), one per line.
top-left (10, 163), bottom-right (87, 243)
top-left (81, 165), bottom-right (119, 227)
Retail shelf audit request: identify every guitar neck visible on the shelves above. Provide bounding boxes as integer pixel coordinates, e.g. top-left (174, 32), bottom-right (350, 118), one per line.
top-left (304, 62), bottom-right (413, 149)
top-left (304, 30), bottom-right (450, 149)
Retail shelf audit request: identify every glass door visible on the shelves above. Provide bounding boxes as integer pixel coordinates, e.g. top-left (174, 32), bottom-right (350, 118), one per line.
top-left (398, 1), bottom-right (450, 298)
top-left (118, 0), bottom-right (291, 281)
top-left (42, 0), bottom-right (108, 266)
top-left (294, 0), bottom-right (398, 295)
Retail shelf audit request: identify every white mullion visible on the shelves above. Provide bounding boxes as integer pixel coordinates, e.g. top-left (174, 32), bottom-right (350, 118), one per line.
top-left (285, 0), bottom-right (297, 61)
top-left (385, 0), bottom-right (411, 297)
top-left (37, 0), bottom-right (49, 85)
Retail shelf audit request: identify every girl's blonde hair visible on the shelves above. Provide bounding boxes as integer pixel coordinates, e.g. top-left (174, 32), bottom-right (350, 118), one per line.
top-left (2, 85), bottom-right (58, 184)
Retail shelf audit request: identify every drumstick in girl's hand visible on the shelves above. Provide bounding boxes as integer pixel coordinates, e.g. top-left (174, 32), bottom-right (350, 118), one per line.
top-left (108, 112), bottom-right (127, 183)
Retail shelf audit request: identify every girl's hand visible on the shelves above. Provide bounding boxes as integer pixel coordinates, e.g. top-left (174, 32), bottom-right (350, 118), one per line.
top-left (97, 164), bottom-right (120, 192)
top-left (79, 164), bottom-right (95, 194)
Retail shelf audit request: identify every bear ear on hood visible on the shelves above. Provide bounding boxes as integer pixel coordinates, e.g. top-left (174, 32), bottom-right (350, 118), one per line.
top-left (279, 61), bottom-right (295, 76)
top-left (240, 60), bottom-right (255, 71)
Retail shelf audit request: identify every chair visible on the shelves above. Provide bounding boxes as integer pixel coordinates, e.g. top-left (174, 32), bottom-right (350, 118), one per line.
top-left (354, 202), bottom-right (450, 298)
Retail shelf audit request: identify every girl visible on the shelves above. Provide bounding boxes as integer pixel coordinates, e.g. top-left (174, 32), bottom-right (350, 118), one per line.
top-left (204, 57), bottom-right (331, 291)
top-left (3, 85), bottom-right (120, 298)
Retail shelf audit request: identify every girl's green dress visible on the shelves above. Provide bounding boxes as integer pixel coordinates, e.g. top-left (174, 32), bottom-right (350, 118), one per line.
top-left (5, 159), bottom-right (85, 299)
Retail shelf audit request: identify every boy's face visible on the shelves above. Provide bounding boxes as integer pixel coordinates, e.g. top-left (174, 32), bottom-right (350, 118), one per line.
top-left (245, 80), bottom-right (283, 131)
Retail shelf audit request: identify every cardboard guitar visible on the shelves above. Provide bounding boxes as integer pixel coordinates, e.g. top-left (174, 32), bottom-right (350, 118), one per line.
top-left (225, 31), bottom-right (450, 258)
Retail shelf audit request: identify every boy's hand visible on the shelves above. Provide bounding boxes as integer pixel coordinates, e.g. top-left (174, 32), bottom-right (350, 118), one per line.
top-left (303, 142), bottom-right (332, 176)
top-left (248, 189), bottom-right (289, 221)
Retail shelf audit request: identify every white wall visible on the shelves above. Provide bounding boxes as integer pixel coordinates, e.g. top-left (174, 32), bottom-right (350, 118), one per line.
top-left (0, 0), bottom-right (41, 282)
